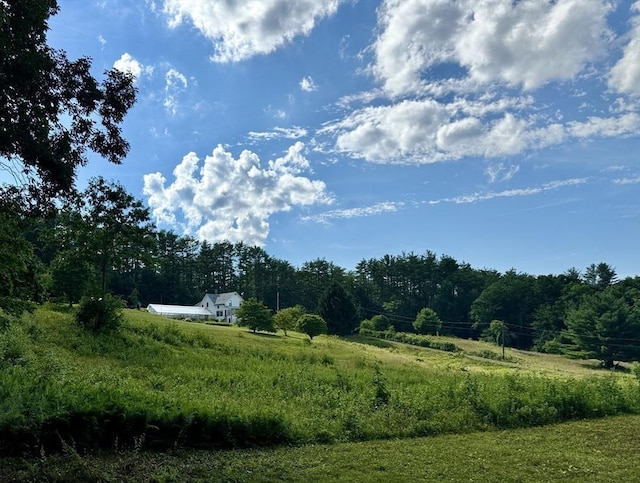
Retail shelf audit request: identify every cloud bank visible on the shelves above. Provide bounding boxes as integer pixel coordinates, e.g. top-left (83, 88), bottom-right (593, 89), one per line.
top-left (318, 0), bottom-right (640, 166)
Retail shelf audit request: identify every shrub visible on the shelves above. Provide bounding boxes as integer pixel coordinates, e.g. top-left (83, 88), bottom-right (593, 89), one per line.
top-left (370, 314), bottom-right (390, 331)
top-left (358, 328), bottom-right (460, 353)
top-left (75, 294), bottom-right (123, 332)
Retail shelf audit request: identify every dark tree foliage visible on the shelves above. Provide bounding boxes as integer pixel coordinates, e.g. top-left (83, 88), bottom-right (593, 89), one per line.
top-left (566, 287), bottom-right (640, 368)
top-left (470, 270), bottom-right (538, 349)
top-left (0, 0), bottom-right (136, 198)
top-left (75, 294), bottom-right (123, 332)
top-left (46, 178), bottom-right (155, 299)
top-left (0, 190), bottom-right (45, 315)
top-left (318, 282), bottom-right (358, 336)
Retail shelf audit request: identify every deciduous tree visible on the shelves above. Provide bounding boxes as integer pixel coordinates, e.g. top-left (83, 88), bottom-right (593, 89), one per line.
top-left (296, 314), bottom-right (327, 340)
top-left (0, 0), bottom-right (136, 198)
top-left (274, 305), bottom-right (305, 336)
top-left (413, 307), bottom-right (442, 335)
top-left (236, 298), bottom-right (275, 333)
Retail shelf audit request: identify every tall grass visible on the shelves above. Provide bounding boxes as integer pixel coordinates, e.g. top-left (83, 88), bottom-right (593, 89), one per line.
top-left (1, 306), bottom-right (639, 455)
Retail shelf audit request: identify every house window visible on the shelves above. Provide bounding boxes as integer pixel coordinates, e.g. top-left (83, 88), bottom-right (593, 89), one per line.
top-left (206, 302), bottom-right (209, 307)
top-left (216, 311), bottom-right (223, 317)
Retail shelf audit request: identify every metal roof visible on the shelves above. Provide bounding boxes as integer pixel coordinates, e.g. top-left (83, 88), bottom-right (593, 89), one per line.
top-left (147, 304), bottom-right (212, 316)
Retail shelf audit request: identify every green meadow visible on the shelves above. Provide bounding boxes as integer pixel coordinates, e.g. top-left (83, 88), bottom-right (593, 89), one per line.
top-left (2, 306), bottom-right (640, 481)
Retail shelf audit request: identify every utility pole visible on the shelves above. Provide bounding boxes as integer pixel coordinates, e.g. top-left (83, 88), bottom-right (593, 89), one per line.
top-left (501, 322), bottom-right (506, 360)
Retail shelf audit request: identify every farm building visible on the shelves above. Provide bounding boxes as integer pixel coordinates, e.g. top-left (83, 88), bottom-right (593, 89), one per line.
top-left (147, 292), bottom-right (244, 323)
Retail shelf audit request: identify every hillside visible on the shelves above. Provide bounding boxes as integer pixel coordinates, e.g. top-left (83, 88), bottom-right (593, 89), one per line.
top-left (1, 305), bottom-right (639, 458)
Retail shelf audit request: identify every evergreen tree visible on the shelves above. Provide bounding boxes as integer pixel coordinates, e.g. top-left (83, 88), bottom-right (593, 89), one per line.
top-left (566, 287), bottom-right (640, 368)
top-left (317, 282), bottom-right (358, 336)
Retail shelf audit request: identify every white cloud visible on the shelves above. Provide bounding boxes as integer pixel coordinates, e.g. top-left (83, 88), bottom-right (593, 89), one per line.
top-left (372, 0), bottom-right (612, 97)
top-left (113, 52), bottom-right (152, 80)
top-left (485, 163), bottom-right (520, 184)
top-left (300, 76), bottom-right (318, 92)
top-left (143, 142), bottom-right (331, 246)
top-left (248, 126), bottom-right (308, 141)
top-left (428, 178), bottom-right (588, 205)
top-left (322, 98), bottom-right (570, 163)
top-left (97, 35), bottom-right (107, 47)
top-left (164, 68), bottom-right (188, 115)
top-left (609, 3), bottom-right (640, 95)
top-left (301, 202), bottom-right (403, 224)
top-left (613, 176), bottom-right (640, 185)
top-left (162, 0), bottom-right (347, 62)
top-left (568, 113), bottom-right (640, 138)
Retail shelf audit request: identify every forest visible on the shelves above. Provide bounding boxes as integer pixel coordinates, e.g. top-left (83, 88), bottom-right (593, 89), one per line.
top-left (3, 176), bottom-right (640, 368)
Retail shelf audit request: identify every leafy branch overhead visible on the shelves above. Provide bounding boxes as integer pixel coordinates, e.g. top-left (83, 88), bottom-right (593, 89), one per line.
top-left (0, 0), bottom-right (136, 198)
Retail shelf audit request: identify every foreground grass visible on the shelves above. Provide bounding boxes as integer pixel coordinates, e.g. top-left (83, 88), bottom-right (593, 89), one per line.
top-left (2, 414), bottom-right (639, 482)
top-left (2, 306), bottom-right (640, 455)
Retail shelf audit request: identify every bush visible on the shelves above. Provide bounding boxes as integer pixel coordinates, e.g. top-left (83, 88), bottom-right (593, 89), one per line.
top-left (75, 295), bottom-right (123, 332)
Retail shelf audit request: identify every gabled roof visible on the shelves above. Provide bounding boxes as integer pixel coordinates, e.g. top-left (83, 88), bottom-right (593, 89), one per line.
top-left (205, 291), bottom-right (243, 305)
top-left (147, 304), bottom-right (212, 316)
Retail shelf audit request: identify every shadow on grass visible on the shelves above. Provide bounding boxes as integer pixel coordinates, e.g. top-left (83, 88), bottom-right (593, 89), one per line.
top-left (344, 334), bottom-right (395, 348)
top-left (245, 331), bottom-right (280, 338)
top-left (579, 361), bottom-right (631, 373)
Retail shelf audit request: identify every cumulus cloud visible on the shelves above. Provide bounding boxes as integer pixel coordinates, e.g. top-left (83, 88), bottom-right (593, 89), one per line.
top-left (322, 98), bottom-right (573, 163)
top-left (609, 3), bottom-right (640, 95)
top-left (161, 0), bottom-right (347, 62)
top-left (300, 76), bottom-right (318, 92)
top-left (113, 52), bottom-right (152, 80)
top-left (372, 0), bottom-right (611, 96)
top-left (320, 0), bottom-right (638, 166)
top-left (143, 142), bottom-right (331, 246)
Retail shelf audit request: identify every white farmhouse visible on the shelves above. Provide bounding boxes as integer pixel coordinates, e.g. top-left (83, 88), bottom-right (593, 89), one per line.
top-left (147, 292), bottom-right (244, 323)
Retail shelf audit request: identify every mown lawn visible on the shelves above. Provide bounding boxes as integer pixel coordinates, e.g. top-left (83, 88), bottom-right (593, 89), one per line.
top-left (2, 414), bottom-right (639, 482)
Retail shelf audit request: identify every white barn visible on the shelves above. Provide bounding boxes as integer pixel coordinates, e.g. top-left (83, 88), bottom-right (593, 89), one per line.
top-left (147, 292), bottom-right (244, 323)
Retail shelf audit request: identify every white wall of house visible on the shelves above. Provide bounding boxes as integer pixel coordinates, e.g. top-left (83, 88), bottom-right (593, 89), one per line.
top-left (196, 292), bottom-right (244, 323)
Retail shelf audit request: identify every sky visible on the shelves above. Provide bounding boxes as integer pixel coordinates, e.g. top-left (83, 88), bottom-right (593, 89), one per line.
top-left (43, 0), bottom-right (640, 276)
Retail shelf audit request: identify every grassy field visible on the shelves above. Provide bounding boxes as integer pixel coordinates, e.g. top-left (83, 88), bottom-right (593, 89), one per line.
top-left (1, 305), bottom-right (639, 480)
top-left (2, 415), bottom-right (639, 482)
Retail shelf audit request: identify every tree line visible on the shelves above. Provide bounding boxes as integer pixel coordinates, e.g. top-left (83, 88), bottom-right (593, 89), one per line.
top-left (3, 177), bottom-right (640, 366)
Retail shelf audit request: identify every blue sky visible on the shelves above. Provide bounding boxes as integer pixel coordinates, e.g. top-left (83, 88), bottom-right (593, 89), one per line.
top-left (45, 0), bottom-right (640, 276)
